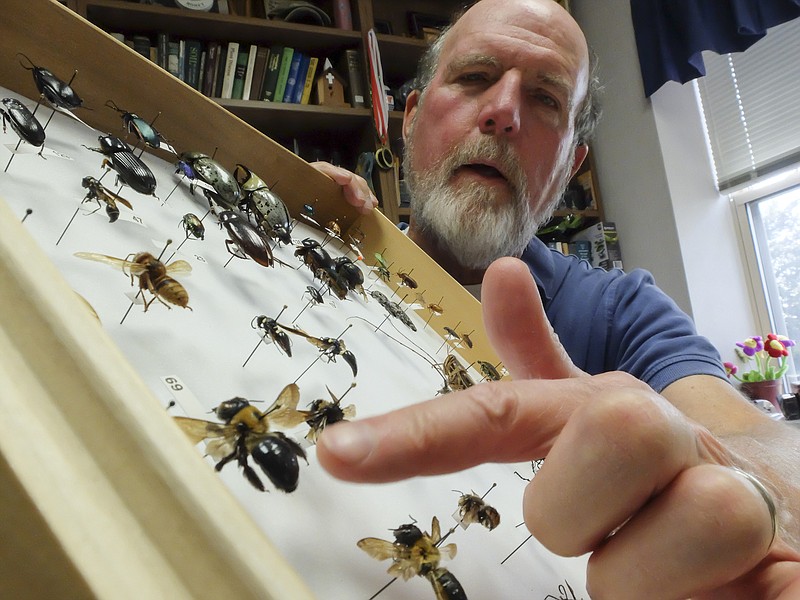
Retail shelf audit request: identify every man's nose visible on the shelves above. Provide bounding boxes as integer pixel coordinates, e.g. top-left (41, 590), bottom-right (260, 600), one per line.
top-left (478, 72), bottom-right (522, 136)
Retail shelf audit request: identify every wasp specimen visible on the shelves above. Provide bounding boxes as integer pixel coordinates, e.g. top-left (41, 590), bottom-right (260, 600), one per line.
top-left (81, 176), bottom-right (133, 223)
top-left (299, 383), bottom-right (357, 444)
top-left (181, 213), bottom-right (205, 240)
top-left (173, 384), bottom-right (307, 492)
top-left (252, 314), bottom-right (292, 357)
top-left (279, 324), bottom-right (357, 377)
top-left (358, 516), bottom-right (467, 600)
top-left (438, 355), bottom-right (474, 394)
top-left (75, 250), bottom-right (191, 312)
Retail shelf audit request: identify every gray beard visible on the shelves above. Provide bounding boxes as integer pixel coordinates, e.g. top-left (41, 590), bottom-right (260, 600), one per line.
top-left (404, 135), bottom-right (571, 271)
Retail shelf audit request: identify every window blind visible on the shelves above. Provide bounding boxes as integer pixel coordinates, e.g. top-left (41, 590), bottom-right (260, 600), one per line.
top-left (697, 17), bottom-right (800, 191)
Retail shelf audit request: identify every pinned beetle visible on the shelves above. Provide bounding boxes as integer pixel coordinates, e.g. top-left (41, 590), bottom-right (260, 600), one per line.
top-left (181, 213), bottom-right (205, 240)
top-left (234, 164), bottom-right (293, 244)
top-left (219, 210), bottom-right (276, 268)
top-left (177, 151), bottom-right (241, 210)
top-left (106, 100), bottom-right (175, 154)
top-left (0, 98), bottom-right (45, 147)
top-left (18, 53), bottom-right (83, 111)
top-left (85, 135), bottom-right (157, 197)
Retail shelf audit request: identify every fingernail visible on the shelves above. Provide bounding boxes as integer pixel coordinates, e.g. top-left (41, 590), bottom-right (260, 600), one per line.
top-left (364, 194), bottom-right (377, 209)
top-left (323, 422), bottom-right (375, 464)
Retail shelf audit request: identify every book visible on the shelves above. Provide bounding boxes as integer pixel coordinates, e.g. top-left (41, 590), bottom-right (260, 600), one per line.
top-left (183, 39), bottom-right (203, 90)
top-left (197, 50), bottom-right (206, 93)
top-left (132, 35), bottom-right (151, 60)
top-left (241, 44), bottom-right (258, 100)
top-left (202, 41), bottom-right (221, 97)
top-left (290, 53), bottom-right (311, 104)
top-left (231, 46), bottom-right (250, 100)
top-left (178, 39), bottom-right (186, 81)
top-left (603, 222), bottom-right (624, 270)
top-left (338, 48), bottom-right (367, 108)
top-left (156, 33), bottom-right (169, 69)
top-left (570, 221), bottom-right (623, 270)
top-left (282, 51), bottom-right (304, 103)
top-left (214, 45), bottom-right (227, 96)
top-left (220, 41), bottom-right (240, 99)
top-left (166, 41), bottom-right (181, 78)
top-left (260, 44), bottom-right (283, 101)
top-left (273, 46), bottom-right (295, 103)
top-left (299, 56), bottom-right (318, 104)
top-left (248, 46), bottom-right (269, 102)
top-left (567, 239), bottom-right (591, 262)
top-left (332, 0), bottom-right (353, 30)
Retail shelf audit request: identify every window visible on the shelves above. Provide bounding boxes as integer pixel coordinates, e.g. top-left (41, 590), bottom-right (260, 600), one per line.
top-left (697, 17), bottom-right (800, 387)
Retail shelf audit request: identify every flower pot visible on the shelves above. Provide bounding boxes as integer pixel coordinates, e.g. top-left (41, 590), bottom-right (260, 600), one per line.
top-left (740, 380), bottom-right (783, 414)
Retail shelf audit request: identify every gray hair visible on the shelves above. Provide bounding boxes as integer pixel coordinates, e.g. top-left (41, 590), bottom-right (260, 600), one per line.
top-left (412, 10), bottom-right (602, 145)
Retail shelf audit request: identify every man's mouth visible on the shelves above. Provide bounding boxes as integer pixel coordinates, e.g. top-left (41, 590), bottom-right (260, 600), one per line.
top-left (454, 162), bottom-right (508, 181)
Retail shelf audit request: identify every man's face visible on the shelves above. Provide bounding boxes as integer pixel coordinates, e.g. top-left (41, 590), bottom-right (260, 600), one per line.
top-left (403, 0), bottom-right (589, 270)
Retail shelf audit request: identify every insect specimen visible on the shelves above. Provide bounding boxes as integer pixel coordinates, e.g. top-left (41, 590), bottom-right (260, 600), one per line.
top-left (370, 290), bottom-right (417, 332)
top-left (18, 53), bottom-right (83, 111)
top-left (74, 249), bottom-right (192, 312)
top-left (476, 360), bottom-right (504, 382)
top-left (397, 271), bottom-right (418, 289)
top-left (358, 516), bottom-right (467, 600)
top-left (252, 314), bottom-right (292, 357)
top-left (218, 210), bottom-right (276, 268)
top-left (1, 97), bottom-right (45, 148)
top-left (332, 256), bottom-right (366, 299)
top-left (176, 151), bottom-right (242, 210)
top-left (105, 100), bottom-right (175, 154)
top-left (454, 489), bottom-right (500, 531)
top-left (439, 355), bottom-right (474, 394)
top-left (85, 134), bottom-right (158, 197)
top-left (173, 384), bottom-right (307, 492)
top-left (234, 164), bottom-right (293, 244)
top-left (81, 176), bottom-right (133, 223)
top-left (181, 213), bottom-right (205, 240)
top-left (299, 383), bottom-right (357, 444)
top-left (280, 324), bottom-right (358, 377)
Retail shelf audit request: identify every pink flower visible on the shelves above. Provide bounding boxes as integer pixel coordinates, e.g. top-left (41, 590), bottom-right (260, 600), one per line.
top-left (724, 362), bottom-right (738, 378)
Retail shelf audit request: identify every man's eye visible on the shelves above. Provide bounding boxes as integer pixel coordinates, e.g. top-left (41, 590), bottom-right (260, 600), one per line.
top-left (535, 93), bottom-right (558, 108)
top-left (458, 72), bottom-right (489, 83)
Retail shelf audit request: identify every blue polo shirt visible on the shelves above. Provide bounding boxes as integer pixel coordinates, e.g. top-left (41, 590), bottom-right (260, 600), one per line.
top-left (522, 237), bottom-right (726, 393)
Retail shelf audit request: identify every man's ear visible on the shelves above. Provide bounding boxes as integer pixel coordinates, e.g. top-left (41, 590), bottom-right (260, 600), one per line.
top-left (402, 90), bottom-right (420, 141)
top-left (571, 143), bottom-right (589, 177)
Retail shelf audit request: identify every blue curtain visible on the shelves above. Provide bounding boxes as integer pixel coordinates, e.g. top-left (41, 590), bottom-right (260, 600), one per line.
top-left (630, 0), bottom-right (800, 97)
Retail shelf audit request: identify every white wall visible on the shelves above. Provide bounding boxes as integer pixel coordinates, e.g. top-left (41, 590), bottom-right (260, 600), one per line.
top-left (571, 0), bottom-right (758, 357)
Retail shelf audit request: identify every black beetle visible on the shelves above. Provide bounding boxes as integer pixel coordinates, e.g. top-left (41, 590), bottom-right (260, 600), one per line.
top-left (18, 53), bottom-right (83, 111)
top-left (86, 135), bottom-right (157, 197)
top-left (0, 98), bottom-right (45, 148)
top-left (177, 152), bottom-right (242, 210)
top-left (218, 210), bottom-right (275, 268)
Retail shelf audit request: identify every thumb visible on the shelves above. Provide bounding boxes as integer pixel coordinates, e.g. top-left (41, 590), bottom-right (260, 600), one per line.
top-left (482, 257), bottom-right (584, 380)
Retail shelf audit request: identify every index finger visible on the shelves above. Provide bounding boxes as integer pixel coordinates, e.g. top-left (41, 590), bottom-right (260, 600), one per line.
top-left (317, 373), bottom-right (629, 483)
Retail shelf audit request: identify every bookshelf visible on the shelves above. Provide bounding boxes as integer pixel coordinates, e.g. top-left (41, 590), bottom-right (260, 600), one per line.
top-left (71, 0), bottom-right (604, 229)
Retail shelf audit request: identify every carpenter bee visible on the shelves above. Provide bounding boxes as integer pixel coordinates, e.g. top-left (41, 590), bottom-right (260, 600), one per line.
top-left (173, 384), bottom-right (308, 492)
top-left (81, 176), bottom-right (133, 223)
top-left (455, 491), bottom-right (500, 531)
top-left (75, 250), bottom-right (191, 311)
top-left (181, 213), bottom-right (205, 240)
top-left (299, 384), bottom-right (356, 443)
top-left (358, 516), bottom-right (467, 600)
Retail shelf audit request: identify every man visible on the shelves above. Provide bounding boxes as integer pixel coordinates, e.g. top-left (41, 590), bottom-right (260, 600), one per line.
top-left (312, 0), bottom-right (800, 597)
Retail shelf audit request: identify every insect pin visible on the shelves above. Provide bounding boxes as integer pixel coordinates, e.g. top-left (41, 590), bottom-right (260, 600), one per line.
top-left (242, 306), bottom-right (292, 367)
top-left (358, 516), bottom-right (468, 600)
top-left (173, 384), bottom-right (308, 492)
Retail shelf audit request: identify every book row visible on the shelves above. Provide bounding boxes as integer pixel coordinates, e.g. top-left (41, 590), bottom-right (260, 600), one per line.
top-left (118, 34), bottom-right (367, 108)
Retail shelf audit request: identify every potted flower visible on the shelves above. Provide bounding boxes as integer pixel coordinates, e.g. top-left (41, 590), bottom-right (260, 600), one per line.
top-left (724, 334), bottom-right (796, 411)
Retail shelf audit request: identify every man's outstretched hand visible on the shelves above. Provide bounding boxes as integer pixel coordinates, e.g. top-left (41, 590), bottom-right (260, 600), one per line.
top-left (318, 257), bottom-right (800, 599)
